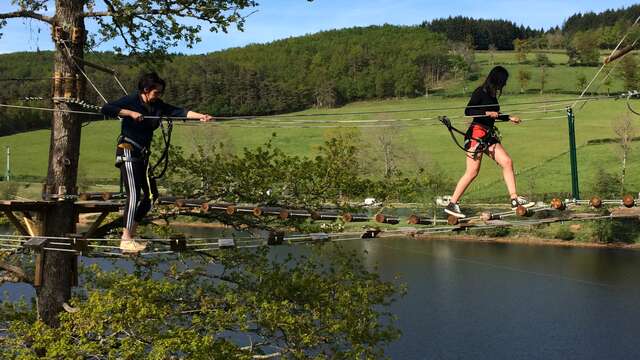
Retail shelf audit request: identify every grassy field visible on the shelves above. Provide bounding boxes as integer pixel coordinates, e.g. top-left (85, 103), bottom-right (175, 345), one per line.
top-left (0, 92), bottom-right (635, 202)
top-left (441, 50), bottom-right (627, 96)
top-left (0, 50), bottom-right (637, 202)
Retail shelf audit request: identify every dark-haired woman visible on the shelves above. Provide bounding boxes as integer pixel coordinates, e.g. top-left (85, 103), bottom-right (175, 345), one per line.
top-left (444, 66), bottom-right (534, 218)
top-left (101, 72), bottom-right (213, 253)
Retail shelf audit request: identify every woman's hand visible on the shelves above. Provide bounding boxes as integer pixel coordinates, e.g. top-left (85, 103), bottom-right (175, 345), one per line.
top-left (121, 110), bottom-right (144, 122)
top-left (187, 111), bottom-right (214, 122)
top-left (199, 114), bottom-right (214, 122)
top-left (485, 111), bottom-right (500, 119)
top-left (509, 115), bottom-right (521, 124)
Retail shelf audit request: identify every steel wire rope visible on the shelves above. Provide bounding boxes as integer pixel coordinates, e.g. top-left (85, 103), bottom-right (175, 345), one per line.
top-left (186, 106), bottom-right (568, 126)
top-left (0, 94), bottom-right (620, 122)
top-left (59, 40), bottom-right (108, 104)
top-left (173, 113), bottom-right (570, 129)
top-left (209, 95), bottom-right (615, 120)
top-left (0, 211), bottom-right (625, 256)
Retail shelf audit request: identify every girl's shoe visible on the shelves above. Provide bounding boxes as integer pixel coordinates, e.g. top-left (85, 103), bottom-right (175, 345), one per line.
top-left (511, 196), bottom-right (535, 210)
top-left (444, 202), bottom-right (466, 218)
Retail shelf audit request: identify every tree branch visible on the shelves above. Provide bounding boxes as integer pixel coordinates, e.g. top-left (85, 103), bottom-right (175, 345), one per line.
top-left (0, 261), bottom-right (32, 284)
top-left (0, 10), bottom-right (53, 25)
top-left (84, 10), bottom-right (162, 18)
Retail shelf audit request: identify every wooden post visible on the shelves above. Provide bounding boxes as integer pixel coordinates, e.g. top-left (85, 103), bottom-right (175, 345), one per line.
top-left (341, 213), bottom-right (370, 222)
top-left (589, 196), bottom-right (603, 209)
top-left (24, 237), bottom-right (49, 288)
top-left (407, 214), bottom-right (437, 225)
top-left (375, 214), bottom-right (399, 224)
top-left (623, 194), bottom-right (635, 208)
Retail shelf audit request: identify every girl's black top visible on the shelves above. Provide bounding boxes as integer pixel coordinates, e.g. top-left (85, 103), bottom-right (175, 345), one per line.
top-left (464, 87), bottom-right (509, 127)
top-left (101, 92), bottom-right (187, 149)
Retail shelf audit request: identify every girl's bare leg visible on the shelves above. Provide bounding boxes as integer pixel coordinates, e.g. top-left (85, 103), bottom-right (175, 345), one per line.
top-left (450, 151), bottom-right (483, 203)
top-left (487, 143), bottom-right (517, 198)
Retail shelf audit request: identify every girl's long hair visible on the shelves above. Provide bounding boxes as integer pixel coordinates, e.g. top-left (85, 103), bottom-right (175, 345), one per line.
top-left (482, 66), bottom-right (509, 98)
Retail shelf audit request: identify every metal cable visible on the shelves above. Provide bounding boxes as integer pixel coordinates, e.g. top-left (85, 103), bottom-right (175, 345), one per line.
top-left (0, 94), bottom-right (619, 122)
top-left (60, 40), bottom-right (108, 104)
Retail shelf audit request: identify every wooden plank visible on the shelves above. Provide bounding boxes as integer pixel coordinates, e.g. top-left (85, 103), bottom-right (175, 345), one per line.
top-left (610, 207), bottom-right (640, 217)
top-left (23, 217), bottom-right (38, 237)
top-left (484, 220), bottom-right (512, 226)
top-left (3, 211), bottom-right (30, 236)
top-left (75, 201), bottom-right (121, 214)
top-left (0, 200), bottom-right (55, 212)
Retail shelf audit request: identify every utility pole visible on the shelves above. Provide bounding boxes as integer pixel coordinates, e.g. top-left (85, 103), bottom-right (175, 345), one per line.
top-left (567, 107), bottom-right (580, 200)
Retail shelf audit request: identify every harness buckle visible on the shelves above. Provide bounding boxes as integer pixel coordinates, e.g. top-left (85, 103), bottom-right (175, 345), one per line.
top-left (115, 155), bottom-right (142, 168)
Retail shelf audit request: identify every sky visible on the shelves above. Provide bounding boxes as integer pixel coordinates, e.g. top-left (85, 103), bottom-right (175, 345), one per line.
top-left (0, 0), bottom-right (639, 54)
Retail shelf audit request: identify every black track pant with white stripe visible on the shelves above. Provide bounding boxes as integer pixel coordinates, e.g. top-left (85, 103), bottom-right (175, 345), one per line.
top-left (119, 147), bottom-right (152, 231)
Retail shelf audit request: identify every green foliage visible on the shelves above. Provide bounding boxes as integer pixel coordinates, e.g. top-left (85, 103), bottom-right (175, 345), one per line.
top-left (617, 55), bottom-right (639, 91)
top-left (563, 5), bottom-right (640, 40)
top-left (517, 69), bottom-right (532, 93)
top-left (576, 73), bottom-right (587, 92)
top-left (1, 246), bottom-right (403, 358)
top-left (166, 134), bottom-right (453, 209)
top-left (534, 53), bottom-right (553, 67)
top-left (0, 25), bottom-right (453, 131)
top-left (86, 0), bottom-right (259, 62)
top-left (588, 218), bottom-right (640, 243)
top-left (424, 16), bottom-right (542, 50)
top-left (591, 168), bottom-right (622, 198)
top-left (554, 225), bottom-right (575, 240)
top-left (297, 220), bottom-right (345, 234)
top-left (472, 226), bottom-right (510, 238)
top-left (571, 31), bottom-right (601, 65)
top-left (513, 39), bottom-right (530, 64)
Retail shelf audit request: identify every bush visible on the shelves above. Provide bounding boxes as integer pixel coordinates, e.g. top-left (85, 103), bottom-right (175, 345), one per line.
top-left (554, 225), bottom-right (574, 241)
top-left (591, 168), bottom-right (622, 199)
top-left (472, 226), bottom-right (510, 237)
top-left (589, 218), bottom-right (640, 243)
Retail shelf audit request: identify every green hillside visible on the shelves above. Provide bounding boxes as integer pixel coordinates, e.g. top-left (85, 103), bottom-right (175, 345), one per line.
top-left (0, 91), bottom-right (634, 201)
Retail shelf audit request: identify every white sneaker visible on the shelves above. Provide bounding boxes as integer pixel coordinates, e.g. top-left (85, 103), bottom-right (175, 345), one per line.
top-left (120, 239), bottom-right (148, 254)
top-left (444, 202), bottom-right (466, 218)
top-left (511, 196), bottom-right (535, 210)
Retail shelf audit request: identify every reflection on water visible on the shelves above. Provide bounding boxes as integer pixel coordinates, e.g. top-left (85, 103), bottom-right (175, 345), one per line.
top-left (3, 227), bottom-right (640, 359)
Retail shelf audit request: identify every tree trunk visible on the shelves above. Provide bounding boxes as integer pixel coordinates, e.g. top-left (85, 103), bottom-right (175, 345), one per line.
top-left (36, 0), bottom-right (85, 327)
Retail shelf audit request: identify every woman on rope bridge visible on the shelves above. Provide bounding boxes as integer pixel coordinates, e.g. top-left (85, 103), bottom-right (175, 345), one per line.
top-left (444, 66), bottom-right (535, 219)
top-left (101, 72), bottom-right (213, 253)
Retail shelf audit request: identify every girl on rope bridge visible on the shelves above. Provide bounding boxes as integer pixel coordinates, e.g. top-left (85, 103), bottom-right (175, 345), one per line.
top-left (444, 66), bottom-right (535, 219)
top-left (101, 72), bottom-right (213, 254)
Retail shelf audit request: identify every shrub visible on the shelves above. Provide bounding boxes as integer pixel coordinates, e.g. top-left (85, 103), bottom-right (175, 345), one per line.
top-left (554, 225), bottom-right (574, 241)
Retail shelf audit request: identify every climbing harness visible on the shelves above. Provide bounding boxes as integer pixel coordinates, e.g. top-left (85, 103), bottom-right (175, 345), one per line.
top-left (115, 135), bottom-right (150, 165)
top-left (439, 116), bottom-right (502, 159)
top-left (115, 117), bottom-right (175, 202)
